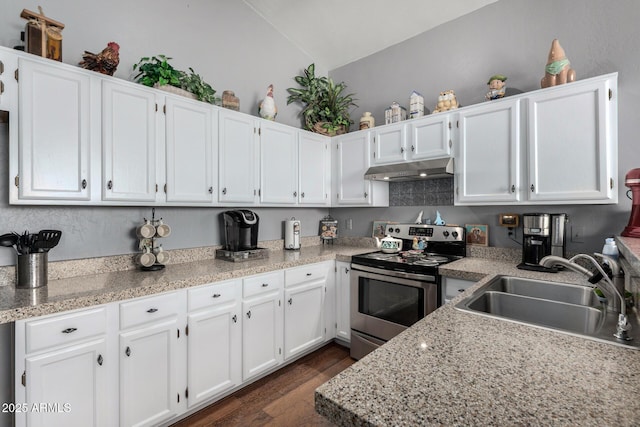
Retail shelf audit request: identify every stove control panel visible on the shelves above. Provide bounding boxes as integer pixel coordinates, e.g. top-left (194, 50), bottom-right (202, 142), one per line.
top-left (387, 224), bottom-right (465, 242)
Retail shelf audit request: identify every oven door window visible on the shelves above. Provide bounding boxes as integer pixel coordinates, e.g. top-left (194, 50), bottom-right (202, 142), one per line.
top-left (358, 277), bottom-right (425, 327)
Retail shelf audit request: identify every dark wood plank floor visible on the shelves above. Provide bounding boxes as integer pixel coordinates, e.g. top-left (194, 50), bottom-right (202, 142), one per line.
top-left (171, 342), bottom-right (354, 427)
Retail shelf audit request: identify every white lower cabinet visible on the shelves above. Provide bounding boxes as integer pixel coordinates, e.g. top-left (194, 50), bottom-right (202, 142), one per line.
top-left (283, 262), bottom-right (331, 360)
top-left (335, 261), bottom-right (351, 342)
top-left (241, 271), bottom-right (284, 381)
top-left (14, 306), bottom-right (115, 427)
top-left (119, 292), bottom-right (186, 427)
top-left (186, 279), bottom-right (242, 408)
top-left (14, 261), bottom-right (345, 426)
top-left (442, 277), bottom-right (476, 305)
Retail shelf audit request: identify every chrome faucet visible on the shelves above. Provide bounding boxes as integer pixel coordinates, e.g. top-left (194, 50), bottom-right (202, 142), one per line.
top-left (539, 254), bottom-right (631, 341)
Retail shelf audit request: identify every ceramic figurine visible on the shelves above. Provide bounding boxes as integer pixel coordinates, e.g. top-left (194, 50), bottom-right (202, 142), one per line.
top-left (258, 84), bottom-right (277, 120)
top-left (434, 211), bottom-right (445, 226)
top-left (432, 90), bottom-right (459, 113)
top-left (359, 112), bottom-right (375, 129)
top-left (486, 74), bottom-right (507, 100)
top-left (541, 39), bottom-right (576, 88)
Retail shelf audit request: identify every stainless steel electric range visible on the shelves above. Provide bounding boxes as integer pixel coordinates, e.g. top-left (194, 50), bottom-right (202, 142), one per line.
top-left (350, 223), bottom-right (466, 359)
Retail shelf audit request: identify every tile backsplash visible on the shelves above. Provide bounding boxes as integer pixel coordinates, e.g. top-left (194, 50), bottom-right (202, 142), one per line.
top-left (389, 177), bottom-right (453, 206)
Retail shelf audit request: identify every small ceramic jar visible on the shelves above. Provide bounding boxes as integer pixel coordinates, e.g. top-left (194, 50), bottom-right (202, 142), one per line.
top-left (359, 112), bottom-right (375, 130)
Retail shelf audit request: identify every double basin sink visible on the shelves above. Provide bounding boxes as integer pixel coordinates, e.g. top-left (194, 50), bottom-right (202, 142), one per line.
top-left (455, 276), bottom-right (639, 349)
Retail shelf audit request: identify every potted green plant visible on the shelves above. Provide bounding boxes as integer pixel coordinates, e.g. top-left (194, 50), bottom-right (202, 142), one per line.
top-left (287, 64), bottom-right (357, 136)
top-left (133, 55), bottom-right (182, 88)
top-left (179, 67), bottom-right (220, 104)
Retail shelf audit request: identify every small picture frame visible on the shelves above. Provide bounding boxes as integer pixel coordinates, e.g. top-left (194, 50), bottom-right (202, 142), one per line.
top-left (465, 224), bottom-right (489, 246)
top-left (372, 221), bottom-right (392, 239)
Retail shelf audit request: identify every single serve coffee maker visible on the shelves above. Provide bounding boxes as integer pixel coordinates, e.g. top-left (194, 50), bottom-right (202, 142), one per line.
top-left (517, 213), bottom-right (567, 272)
top-left (221, 210), bottom-right (259, 251)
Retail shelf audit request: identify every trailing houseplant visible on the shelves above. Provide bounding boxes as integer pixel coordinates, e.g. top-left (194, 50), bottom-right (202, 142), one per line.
top-left (287, 64), bottom-right (357, 136)
top-left (179, 67), bottom-right (220, 104)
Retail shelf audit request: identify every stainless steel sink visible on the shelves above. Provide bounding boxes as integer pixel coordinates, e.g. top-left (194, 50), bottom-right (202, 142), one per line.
top-left (455, 275), bottom-right (640, 349)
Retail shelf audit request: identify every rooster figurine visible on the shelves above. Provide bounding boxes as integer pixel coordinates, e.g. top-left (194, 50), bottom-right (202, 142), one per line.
top-left (258, 84), bottom-right (277, 121)
top-left (79, 42), bottom-right (120, 76)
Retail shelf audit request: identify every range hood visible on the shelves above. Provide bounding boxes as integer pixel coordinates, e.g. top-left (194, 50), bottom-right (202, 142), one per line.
top-left (364, 158), bottom-right (454, 181)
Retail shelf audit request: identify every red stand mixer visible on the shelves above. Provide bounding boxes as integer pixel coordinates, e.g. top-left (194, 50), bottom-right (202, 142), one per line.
top-left (622, 168), bottom-right (640, 238)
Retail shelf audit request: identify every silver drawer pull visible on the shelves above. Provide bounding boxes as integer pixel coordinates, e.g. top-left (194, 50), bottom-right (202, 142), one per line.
top-left (306, 273), bottom-right (312, 276)
top-left (146, 308), bottom-right (158, 313)
top-left (61, 327), bottom-right (77, 334)
top-left (213, 293), bottom-right (221, 298)
top-left (261, 283), bottom-right (269, 287)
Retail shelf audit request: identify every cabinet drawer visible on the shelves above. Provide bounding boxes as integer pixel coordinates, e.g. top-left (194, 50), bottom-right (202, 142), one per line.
top-left (188, 279), bottom-right (241, 312)
top-left (25, 307), bottom-right (107, 354)
top-left (445, 278), bottom-right (475, 299)
top-left (285, 262), bottom-right (330, 288)
top-left (243, 271), bottom-right (283, 299)
top-left (120, 292), bottom-right (182, 330)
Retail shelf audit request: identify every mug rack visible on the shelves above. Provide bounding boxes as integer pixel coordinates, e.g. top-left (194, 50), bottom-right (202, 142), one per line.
top-left (137, 208), bottom-right (170, 271)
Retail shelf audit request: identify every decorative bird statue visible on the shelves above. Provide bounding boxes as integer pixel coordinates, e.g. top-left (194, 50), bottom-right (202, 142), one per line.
top-left (259, 84), bottom-right (277, 120)
top-left (79, 41), bottom-right (120, 76)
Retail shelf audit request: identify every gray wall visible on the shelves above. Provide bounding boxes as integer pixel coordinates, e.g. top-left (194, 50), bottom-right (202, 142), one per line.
top-left (0, 0), bottom-right (329, 267)
top-left (329, 0), bottom-right (640, 254)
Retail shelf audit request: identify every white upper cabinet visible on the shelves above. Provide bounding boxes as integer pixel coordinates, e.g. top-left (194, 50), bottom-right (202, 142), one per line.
top-left (102, 80), bottom-right (159, 202)
top-left (455, 98), bottom-right (521, 204)
top-left (298, 131), bottom-right (331, 206)
top-left (165, 97), bottom-right (217, 203)
top-left (16, 57), bottom-right (93, 201)
top-left (371, 122), bottom-right (407, 165)
top-left (409, 113), bottom-right (452, 160)
top-left (455, 73), bottom-right (618, 205)
top-left (333, 131), bottom-right (389, 206)
top-left (218, 109), bottom-right (259, 204)
top-left (526, 74), bottom-right (617, 203)
top-left (259, 120), bottom-right (298, 204)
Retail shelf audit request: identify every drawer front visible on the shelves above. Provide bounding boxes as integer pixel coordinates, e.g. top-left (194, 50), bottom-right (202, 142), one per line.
top-left (243, 271), bottom-right (283, 299)
top-left (120, 291), bottom-right (182, 330)
top-left (285, 262), bottom-right (330, 288)
top-left (25, 307), bottom-right (107, 354)
top-left (445, 278), bottom-right (475, 300)
top-left (188, 279), bottom-right (241, 312)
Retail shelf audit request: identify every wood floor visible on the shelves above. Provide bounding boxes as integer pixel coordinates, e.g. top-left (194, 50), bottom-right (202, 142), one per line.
top-left (171, 342), bottom-right (354, 427)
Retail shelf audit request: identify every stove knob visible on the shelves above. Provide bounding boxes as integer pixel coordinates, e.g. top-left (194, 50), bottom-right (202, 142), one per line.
top-left (387, 227), bottom-right (394, 234)
top-left (395, 228), bottom-right (401, 233)
top-left (452, 231), bottom-right (459, 238)
top-left (443, 231), bottom-right (450, 237)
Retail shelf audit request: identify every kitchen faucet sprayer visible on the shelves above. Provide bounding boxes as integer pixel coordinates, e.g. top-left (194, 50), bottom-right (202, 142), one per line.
top-left (539, 254), bottom-right (632, 342)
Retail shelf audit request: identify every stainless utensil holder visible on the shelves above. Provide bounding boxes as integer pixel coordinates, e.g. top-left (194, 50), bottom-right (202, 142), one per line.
top-left (16, 252), bottom-right (48, 289)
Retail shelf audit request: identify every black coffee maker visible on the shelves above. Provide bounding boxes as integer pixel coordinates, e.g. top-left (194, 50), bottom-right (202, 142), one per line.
top-left (517, 213), bottom-right (567, 272)
top-left (221, 210), bottom-right (259, 251)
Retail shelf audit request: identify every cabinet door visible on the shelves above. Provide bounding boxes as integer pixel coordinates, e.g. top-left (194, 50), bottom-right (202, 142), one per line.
top-left (165, 97), bottom-right (216, 203)
top-left (372, 123), bottom-right (407, 165)
top-left (455, 99), bottom-right (522, 204)
top-left (284, 280), bottom-right (325, 360)
top-left (102, 80), bottom-right (159, 202)
top-left (17, 57), bottom-right (91, 200)
top-left (527, 75), bottom-right (616, 202)
top-left (218, 110), bottom-right (258, 203)
top-left (409, 114), bottom-right (452, 160)
top-left (259, 120), bottom-right (298, 204)
top-left (333, 132), bottom-right (372, 205)
top-left (24, 338), bottom-right (108, 427)
top-left (187, 300), bottom-right (241, 408)
top-left (335, 261), bottom-right (351, 342)
top-left (242, 291), bottom-right (283, 381)
top-left (120, 317), bottom-right (180, 427)
top-left (298, 132), bottom-right (331, 205)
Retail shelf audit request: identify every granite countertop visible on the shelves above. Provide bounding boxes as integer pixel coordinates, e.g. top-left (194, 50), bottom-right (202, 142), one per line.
top-left (0, 244), bottom-right (374, 324)
top-left (316, 239), bottom-right (640, 426)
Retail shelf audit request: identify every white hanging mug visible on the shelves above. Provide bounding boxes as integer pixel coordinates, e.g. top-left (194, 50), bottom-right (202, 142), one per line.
top-left (155, 220), bottom-right (171, 238)
top-left (136, 220), bottom-right (156, 239)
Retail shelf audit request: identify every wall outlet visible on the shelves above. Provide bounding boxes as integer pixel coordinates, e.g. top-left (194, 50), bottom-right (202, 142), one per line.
top-left (571, 225), bottom-right (585, 243)
top-left (346, 218), bottom-right (353, 230)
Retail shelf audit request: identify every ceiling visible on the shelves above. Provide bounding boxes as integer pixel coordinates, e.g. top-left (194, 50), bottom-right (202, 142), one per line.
top-left (243, 0), bottom-right (498, 70)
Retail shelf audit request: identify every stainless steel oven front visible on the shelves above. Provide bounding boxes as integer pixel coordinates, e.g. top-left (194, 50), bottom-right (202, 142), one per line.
top-left (350, 264), bottom-right (439, 360)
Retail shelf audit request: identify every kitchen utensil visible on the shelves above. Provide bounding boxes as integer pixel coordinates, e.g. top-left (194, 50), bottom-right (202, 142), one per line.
top-left (16, 252), bottom-right (48, 288)
top-left (32, 229), bottom-right (62, 253)
top-left (375, 235), bottom-right (403, 253)
top-left (17, 230), bottom-right (32, 255)
top-left (0, 233), bottom-right (19, 253)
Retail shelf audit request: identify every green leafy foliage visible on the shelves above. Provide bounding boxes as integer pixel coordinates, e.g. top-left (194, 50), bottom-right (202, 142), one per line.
top-left (179, 68), bottom-right (219, 104)
top-left (133, 55), bottom-right (182, 87)
top-left (287, 64), bottom-right (357, 135)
